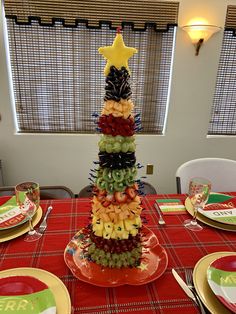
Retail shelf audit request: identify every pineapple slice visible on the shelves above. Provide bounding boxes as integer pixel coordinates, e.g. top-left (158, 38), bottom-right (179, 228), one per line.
top-left (114, 220), bottom-right (125, 239)
top-left (94, 229), bottom-right (103, 237)
top-left (135, 216), bottom-right (142, 227)
top-left (103, 230), bottom-right (111, 239)
top-left (122, 230), bottom-right (129, 239)
top-left (104, 221), bottom-right (114, 234)
top-left (92, 217), bottom-right (104, 231)
top-left (130, 228), bottom-right (138, 236)
top-left (124, 218), bottom-right (136, 231)
top-left (110, 230), bottom-right (117, 239)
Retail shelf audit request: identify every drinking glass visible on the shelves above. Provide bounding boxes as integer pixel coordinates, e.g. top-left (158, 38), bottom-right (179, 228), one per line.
top-left (15, 181), bottom-right (42, 242)
top-left (184, 177), bottom-right (211, 231)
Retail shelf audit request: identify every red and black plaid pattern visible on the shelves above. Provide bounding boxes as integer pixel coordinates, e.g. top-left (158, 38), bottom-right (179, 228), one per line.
top-left (1, 193), bottom-right (236, 314)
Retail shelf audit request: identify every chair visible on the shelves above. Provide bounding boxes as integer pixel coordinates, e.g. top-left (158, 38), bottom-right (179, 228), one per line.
top-left (176, 158), bottom-right (236, 194)
top-left (77, 181), bottom-right (157, 197)
top-left (0, 185), bottom-right (74, 199)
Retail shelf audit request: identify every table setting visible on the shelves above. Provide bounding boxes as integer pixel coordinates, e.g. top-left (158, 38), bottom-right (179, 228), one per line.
top-left (0, 177), bottom-right (235, 313)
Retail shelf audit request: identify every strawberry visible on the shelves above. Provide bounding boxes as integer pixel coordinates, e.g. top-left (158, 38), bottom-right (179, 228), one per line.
top-left (102, 200), bottom-right (111, 207)
top-left (114, 191), bottom-right (128, 203)
top-left (106, 194), bottom-right (115, 202)
top-left (126, 187), bottom-right (136, 199)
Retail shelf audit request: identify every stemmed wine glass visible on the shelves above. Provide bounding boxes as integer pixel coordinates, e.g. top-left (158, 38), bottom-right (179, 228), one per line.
top-left (15, 182), bottom-right (42, 242)
top-left (184, 177), bottom-right (211, 231)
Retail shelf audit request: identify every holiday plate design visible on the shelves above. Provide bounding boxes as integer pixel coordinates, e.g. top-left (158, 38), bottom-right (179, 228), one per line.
top-left (198, 195), bottom-right (236, 225)
top-left (185, 193), bottom-right (236, 232)
top-left (0, 268), bottom-right (71, 314)
top-left (0, 276), bottom-right (56, 314)
top-left (193, 252), bottom-right (236, 314)
top-left (0, 196), bottom-right (34, 230)
top-left (64, 225), bottom-right (168, 287)
top-left (207, 255), bottom-right (236, 313)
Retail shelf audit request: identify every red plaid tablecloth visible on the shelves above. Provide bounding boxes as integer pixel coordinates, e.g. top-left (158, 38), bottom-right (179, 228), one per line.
top-left (1, 193), bottom-right (236, 314)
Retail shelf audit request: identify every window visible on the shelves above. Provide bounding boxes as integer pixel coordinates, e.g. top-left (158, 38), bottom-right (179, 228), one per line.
top-left (208, 5), bottom-right (236, 135)
top-left (4, 1), bottom-right (178, 134)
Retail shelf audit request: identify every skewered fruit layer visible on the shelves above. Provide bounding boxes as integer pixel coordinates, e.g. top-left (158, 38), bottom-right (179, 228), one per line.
top-left (95, 167), bottom-right (137, 193)
top-left (98, 135), bottom-right (136, 153)
top-left (98, 114), bottom-right (135, 137)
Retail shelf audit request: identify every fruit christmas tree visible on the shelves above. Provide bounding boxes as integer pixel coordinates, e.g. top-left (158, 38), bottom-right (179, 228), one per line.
top-left (87, 28), bottom-right (144, 268)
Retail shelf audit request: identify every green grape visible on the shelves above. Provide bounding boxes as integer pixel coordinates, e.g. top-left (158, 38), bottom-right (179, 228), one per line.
top-left (112, 253), bottom-right (119, 261)
top-left (113, 142), bottom-right (121, 153)
top-left (125, 136), bottom-right (135, 143)
top-left (115, 135), bottom-right (123, 143)
top-left (116, 260), bottom-right (122, 268)
top-left (99, 141), bottom-right (106, 152)
top-left (128, 143), bottom-right (136, 152)
top-left (121, 142), bottom-right (129, 153)
top-left (106, 143), bottom-right (113, 153)
top-left (106, 135), bottom-right (115, 144)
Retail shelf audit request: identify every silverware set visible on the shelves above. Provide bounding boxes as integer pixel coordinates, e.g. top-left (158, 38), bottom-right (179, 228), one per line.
top-left (172, 268), bottom-right (209, 314)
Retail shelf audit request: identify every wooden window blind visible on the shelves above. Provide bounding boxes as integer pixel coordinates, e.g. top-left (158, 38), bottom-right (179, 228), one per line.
top-left (4, 1), bottom-right (178, 134)
top-left (208, 5), bottom-right (236, 135)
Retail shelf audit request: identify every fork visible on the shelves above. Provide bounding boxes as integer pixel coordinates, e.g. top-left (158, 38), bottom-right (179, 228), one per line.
top-left (185, 269), bottom-right (208, 314)
top-left (38, 206), bottom-right (53, 234)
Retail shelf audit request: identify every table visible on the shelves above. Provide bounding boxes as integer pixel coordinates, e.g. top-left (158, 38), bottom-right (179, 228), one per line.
top-left (1, 193), bottom-right (236, 314)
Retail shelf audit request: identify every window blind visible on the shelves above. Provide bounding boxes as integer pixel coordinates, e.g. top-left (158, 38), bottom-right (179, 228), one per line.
top-left (208, 5), bottom-right (236, 135)
top-left (4, 1), bottom-right (178, 134)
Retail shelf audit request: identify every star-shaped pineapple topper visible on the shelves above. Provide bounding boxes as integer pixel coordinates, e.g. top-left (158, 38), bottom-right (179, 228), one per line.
top-left (98, 27), bottom-right (137, 76)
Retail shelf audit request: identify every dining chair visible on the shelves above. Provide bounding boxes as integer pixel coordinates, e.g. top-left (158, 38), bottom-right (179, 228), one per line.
top-left (77, 181), bottom-right (157, 197)
top-left (176, 158), bottom-right (236, 193)
top-left (0, 185), bottom-right (74, 199)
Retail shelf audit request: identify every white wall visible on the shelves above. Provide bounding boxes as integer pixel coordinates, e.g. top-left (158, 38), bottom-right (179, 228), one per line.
top-left (0, 0), bottom-right (236, 194)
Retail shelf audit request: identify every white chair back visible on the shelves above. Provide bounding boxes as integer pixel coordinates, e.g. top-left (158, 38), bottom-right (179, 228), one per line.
top-left (176, 158), bottom-right (236, 193)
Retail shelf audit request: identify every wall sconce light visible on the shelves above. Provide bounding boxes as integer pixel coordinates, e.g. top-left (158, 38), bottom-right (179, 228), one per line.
top-left (182, 24), bottom-right (221, 56)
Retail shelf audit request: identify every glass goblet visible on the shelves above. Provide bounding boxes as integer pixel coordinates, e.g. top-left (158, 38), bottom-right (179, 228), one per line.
top-left (184, 177), bottom-right (211, 231)
top-left (15, 181), bottom-right (42, 242)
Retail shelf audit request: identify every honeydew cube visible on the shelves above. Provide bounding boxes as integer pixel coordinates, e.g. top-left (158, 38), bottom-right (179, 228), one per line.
top-left (103, 230), bottom-right (111, 239)
top-left (104, 222), bottom-right (114, 233)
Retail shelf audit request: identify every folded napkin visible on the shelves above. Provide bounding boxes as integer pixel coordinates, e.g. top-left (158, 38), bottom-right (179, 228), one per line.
top-left (156, 199), bottom-right (186, 215)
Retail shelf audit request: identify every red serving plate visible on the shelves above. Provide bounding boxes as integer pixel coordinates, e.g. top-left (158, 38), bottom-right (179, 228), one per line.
top-left (64, 225), bottom-right (168, 287)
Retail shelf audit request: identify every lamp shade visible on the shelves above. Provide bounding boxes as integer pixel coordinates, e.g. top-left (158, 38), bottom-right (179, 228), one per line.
top-left (182, 24), bottom-right (221, 44)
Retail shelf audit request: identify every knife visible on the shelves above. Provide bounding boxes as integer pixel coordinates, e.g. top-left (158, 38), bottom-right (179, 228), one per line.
top-left (172, 269), bottom-right (207, 314)
top-left (172, 269), bottom-right (196, 301)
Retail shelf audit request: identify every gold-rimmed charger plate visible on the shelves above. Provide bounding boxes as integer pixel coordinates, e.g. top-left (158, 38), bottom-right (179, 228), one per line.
top-left (185, 196), bottom-right (236, 232)
top-left (0, 268), bottom-right (71, 314)
top-left (0, 206), bottom-right (43, 242)
top-left (193, 252), bottom-right (236, 314)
